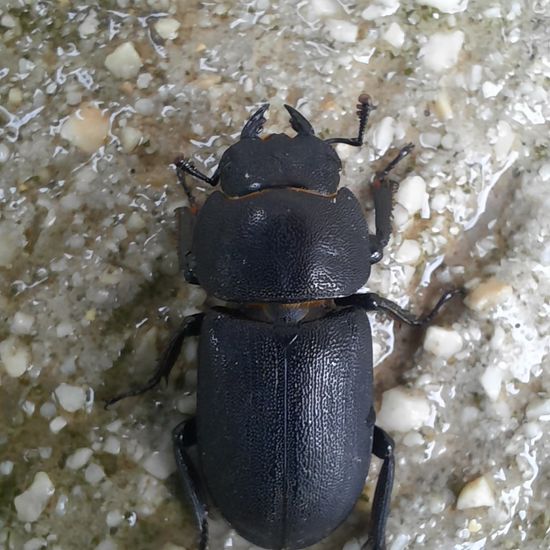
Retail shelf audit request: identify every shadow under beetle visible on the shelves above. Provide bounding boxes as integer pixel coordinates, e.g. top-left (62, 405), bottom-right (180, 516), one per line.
top-left (107, 95), bottom-right (462, 550)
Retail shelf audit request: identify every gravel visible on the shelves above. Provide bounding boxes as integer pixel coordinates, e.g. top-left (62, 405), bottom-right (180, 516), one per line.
top-left (1, 1), bottom-right (549, 549)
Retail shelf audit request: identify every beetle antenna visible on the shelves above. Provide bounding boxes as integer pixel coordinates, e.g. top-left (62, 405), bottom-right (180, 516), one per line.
top-left (284, 104), bottom-right (315, 135)
top-left (241, 104), bottom-right (270, 138)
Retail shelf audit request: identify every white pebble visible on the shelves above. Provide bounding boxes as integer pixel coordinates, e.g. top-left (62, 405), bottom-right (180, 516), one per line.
top-left (0, 143), bottom-right (11, 162)
top-left (137, 73), bottom-right (153, 89)
top-left (104, 42), bottom-right (143, 79)
top-left (457, 476), bottom-right (495, 509)
top-left (66, 448), bottom-right (93, 470)
top-left (95, 539), bottom-right (118, 550)
top-left (78, 10), bottom-right (99, 38)
top-left (419, 31), bottom-right (464, 72)
top-left (10, 311), bottom-right (34, 334)
top-left (1, 14), bottom-right (17, 28)
top-left (395, 175), bottom-right (428, 216)
top-left (142, 451), bottom-right (176, 480)
top-left (424, 326), bottom-right (463, 358)
top-left (120, 126), bottom-right (143, 153)
top-left (106, 419), bottom-right (123, 432)
top-left (480, 366), bottom-right (503, 402)
top-left (394, 239), bottom-right (421, 265)
top-left (106, 509), bottom-right (124, 528)
top-left (325, 19), bottom-right (358, 43)
top-left (127, 211), bottom-right (146, 231)
top-left (310, 0), bottom-right (340, 16)
top-left (402, 432), bottom-right (425, 447)
top-left (415, 0), bottom-right (468, 13)
top-left (526, 399), bottom-right (550, 421)
top-left (23, 538), bottom-right (47, 550)
top-left (0, 221), bottom-right (24, 267)
top-left (49, 416), bottom-right (68, 434)
top-left (14, 472), bottom-right (55, 522)
top-left (465, 278), bottom-right (513, 312)
top-left (361, 0), bottom-right (400, 20)
top-left (493, 120), bottom-right (515, 161)
top-left (0, 336), bottom-right (30, 378)
top-left (40, 402), bottom-right (57, 419)
top-left (22, 400), bottom-right (35, 416)
top-left (85, 463), bottom-right (106, 485)
top-left (434, 89), bottom-right (454, 120)
top-left (55, 383), bottom-right (86, 412)
top-left (482, 81), bottom-right (503, 98)
top-left (371, 117), bottom-right (395, 156)
top-left (382, 22), bottom-right (405, 48)
top-left (61, 105), bottom-right (109, 154)
top-left (154, 18), bottom-right (181, 40)
top-left (56, 321), bottom-right (75, 337)
top-left (0, 461), bottom-right (14, 475)
top-left (104, 436), bottom-right (121, 455)
top-left (377, 386), bottom-right (431, 432)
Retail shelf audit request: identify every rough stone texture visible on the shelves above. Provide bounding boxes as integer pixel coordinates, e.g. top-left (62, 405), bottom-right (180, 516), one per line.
top-left (0, 1), bottom-right (549, 549)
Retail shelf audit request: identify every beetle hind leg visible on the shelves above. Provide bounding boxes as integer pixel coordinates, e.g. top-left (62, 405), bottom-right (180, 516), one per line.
top-left (362, 426), bottom-right (395, 550)
top-left (173, 418), bottom-right (209, 550)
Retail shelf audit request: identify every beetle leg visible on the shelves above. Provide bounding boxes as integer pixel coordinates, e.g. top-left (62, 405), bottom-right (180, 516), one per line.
top-left (174, 157), bottom-right (221, 192)
top-left (173, 418), bottom-right (209, 550)
top-left (325, 94), bottom-right (375, 147)
top-left (335, 289), bottom-right (464, 326)
top-left (362, 426), bottom-right (395, 550)
top-left (104, 314), bottom-right (203, 408)
top-left (369, 143), bottom-right (415, 264)
top-left (176, 206), bottom-right (200, 284)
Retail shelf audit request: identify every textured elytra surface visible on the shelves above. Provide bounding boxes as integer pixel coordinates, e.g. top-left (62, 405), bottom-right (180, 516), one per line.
top-left (197, 307), bottom-right (373, 550)
top-left (193, 188), bottom-right (371, 303)
top-left (219, 133), bottom-right (342, 196)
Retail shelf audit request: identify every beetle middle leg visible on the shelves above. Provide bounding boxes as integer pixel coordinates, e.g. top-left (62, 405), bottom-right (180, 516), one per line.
top-left (362, 425), bottom-right (395, 550)
top-left (104, 313), bottom-right (203, 408)
top-left (369, 143), bottom-right (415, 264)
top-left (173, 417), bottom-right (209, 550)
top-left (335, 289), bottom-right (464, 327)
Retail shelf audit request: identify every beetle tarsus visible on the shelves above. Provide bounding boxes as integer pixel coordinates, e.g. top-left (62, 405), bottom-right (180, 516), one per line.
top-left (174, 157), bottom-right (220, 187)
top-left (104, 314), bottom-right (203, 409)
top-left (241, 103), bottom-right (270, 138)
top-left (325, 93), bottom-right (376, 147)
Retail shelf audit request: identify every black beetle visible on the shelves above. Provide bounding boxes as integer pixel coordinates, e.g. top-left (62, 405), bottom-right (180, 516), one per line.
top-left (107, 95), bottom-right (461, 550)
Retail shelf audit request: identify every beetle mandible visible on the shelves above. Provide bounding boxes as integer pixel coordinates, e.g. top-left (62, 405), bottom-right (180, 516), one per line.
top-left (107, 95), bottom-right (461, 550)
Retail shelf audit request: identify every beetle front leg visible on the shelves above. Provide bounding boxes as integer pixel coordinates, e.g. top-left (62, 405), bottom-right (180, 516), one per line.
top-left (104, 314), bottom-right (203, 408)
top-left (369, 144), bottom-right (414, 264)
top-left (363, 426), bottom-right (395, 550)
top-left (173, 418), bottom-right (209, 550)
top-left (336, 289), bottom-right (463, 327)
top-left (325, 94), bottom-right (375, 147)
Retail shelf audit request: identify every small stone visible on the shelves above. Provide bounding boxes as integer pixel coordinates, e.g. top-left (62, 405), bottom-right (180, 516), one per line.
top-left (104, 42), bottom-right (143, 79)
top-left (0, 221), bottom-right (25, 266)
top-left (142, 451), bottom-right (176, 480)
top-left (11, 312), bottom-right (35, 335)
top-left (479, 366), bottom-right (503, 402)
top-left (424, 326), bottom-right (463, 358)
top-left (78, 10), bottom-right (99, 38)
top-left (482, 81), bottom-right (503, 98)
top-left (1, 14), bottom-right (17, 28)
top-left (419, 31), bottom-right (464, 72)
top-left (106, 509), bottom-right (124, 528)
top-left (137, 73), bottom-right (153, 89)
top-left (371, 117), bottom-right (395, 156)
top-left (23, 538), bottom-right (47, 550)
top-left (377, 387), bottom-right (431, 432)
top-left (325, 19), bottom-right (358, 43)
top-left (382, 22), bottom-right (405, 48)
top-left (49, 416), bottom-right (68, 434)
top-left (55, 383), bottom-right (86, 412)
top-left (0, 461), bottom-right (14, 475)
top-left (22, 400), bottom-right (35, 416)
top-left (394, 240), bottom-right (422, 265)
top-left (468, 519), bottom-right (482, 533)
top-left (95, 539), bottom-right (118, 550)
top-left (0, 143), bottom-right (11, 163)
top-left (14, 472), bottom-right (55, 522)
top-left (65, 448), bottom-right (93, 470)
top-left (395, 175), bottom-right (428, 216)
top-left (493, 120), bottom-right (515, 161)
top-left (0, 336), bottom-right (30, 378)
top-left (361, 0), bottom-right (399, 20)
top-left (457, 476), bottom-right (495, 509)
top-left (526, 399), bottom-right (550, 421)
top-left (154, 18), bottom-right (181, 40)
top-left (434, 90), bottom-right (454, 120)
top-left (127, 212), bottom-right (146, 231)
top-left (310, 0), bottom-right (340, 16)
top-left (104, 436), bottom-right (121, 455)
top-left (8, 87), bottom-right (23, 107)
top-left (61, 105), bottom-right (109, 154)
top-left (120, 126), bottom-right (143, 153)
top-left (85, 463), bottom-right (106, 485)
top-left (465, 278), bottom-right (513, 312)
top-left (56, 321), bottom-right (75, 337)
top-left (40, 402), bottom-right (57, 419)
top-left (415, 0), bottom-right (468, 13)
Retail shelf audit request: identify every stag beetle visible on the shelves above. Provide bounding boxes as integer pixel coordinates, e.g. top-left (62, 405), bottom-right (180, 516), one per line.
top-left (107, 95), bottom-right (461, 550)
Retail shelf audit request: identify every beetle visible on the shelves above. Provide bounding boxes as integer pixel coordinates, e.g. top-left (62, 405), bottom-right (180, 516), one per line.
top-left (107, 95), bottom-right (461, 550)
